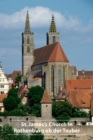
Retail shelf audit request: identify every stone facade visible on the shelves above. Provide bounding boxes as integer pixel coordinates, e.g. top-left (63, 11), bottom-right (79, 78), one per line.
top-left (22, 12), bottom-right (34, 76)
top-left (21, 12), bottom-right (77, 97)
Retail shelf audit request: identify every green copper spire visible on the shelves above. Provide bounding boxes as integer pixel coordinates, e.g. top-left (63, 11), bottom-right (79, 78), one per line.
top-left (24, 11), bottom-right (31, 33)
top-left (49, 15), bottom-right (57, 32)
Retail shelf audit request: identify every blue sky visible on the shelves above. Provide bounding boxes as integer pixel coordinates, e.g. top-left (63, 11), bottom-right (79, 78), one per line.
top-left (0, 0), bottom-right (93, 73)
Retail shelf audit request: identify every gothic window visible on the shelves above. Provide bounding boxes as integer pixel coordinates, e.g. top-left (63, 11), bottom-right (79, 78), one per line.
top-left (58, 66), bottom-right (62, 92)
top-left (43, 72), bottom-right (46, 89)
top-left (53, 36), bottom-right (56, 43)
top-left (63, 66), bottom-right (65, 85)
top-left (51, 66), bottom-right (54, 94)
top-left (27, 38), bottom-right (29, 44)
top-left (27, 46), bottom-right (30, 53)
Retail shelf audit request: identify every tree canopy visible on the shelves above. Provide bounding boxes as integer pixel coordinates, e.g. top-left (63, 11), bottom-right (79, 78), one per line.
top-left (3, 88), bottom-right (21, 111)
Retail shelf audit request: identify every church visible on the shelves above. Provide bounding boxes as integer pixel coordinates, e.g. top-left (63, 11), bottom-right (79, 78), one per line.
top-left (21, 11), bottom-right (77, 98)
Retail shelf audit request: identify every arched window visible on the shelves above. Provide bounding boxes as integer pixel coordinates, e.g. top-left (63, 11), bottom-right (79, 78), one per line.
top-left (27, 46), bottom-right (30, 53)
top-left (27, 38), bottom-right (29, 44)
top-left (53, 36), bottom-right (56, 43)
top-left (63, 66), bottom-right (65, 85)
top-left (51, 66), bottom-right (54, 94)
top-left (58, 66), bottom-right (62, 91)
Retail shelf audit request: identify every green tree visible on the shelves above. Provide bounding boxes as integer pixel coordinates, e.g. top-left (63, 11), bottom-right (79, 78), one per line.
top-left (52, 101), bottom-right (72, 122)
top-left (2, 124), bottom-right (15, 140)
top-left (31, 103), bottom-right (41, 117)
top-left (3, 88), bottom-right (21, 112)
top-left (30, 131), bottom-right (44, 140)
top-left (8, 88), bottom-right (18, 98)
top-left (3, 97), bottom-right (18, 111)
top-left (27, 86), bottom-right (44, 105)
top-left (15, 75), bottom-right (22, 84)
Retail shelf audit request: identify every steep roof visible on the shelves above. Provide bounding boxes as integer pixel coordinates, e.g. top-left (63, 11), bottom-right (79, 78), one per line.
top-left (33, 42), bottom-right (69, 66)
top-left (66, 79), bottom-right (93, 92)
top-left (41, 89), bottom-right (52, 103)
top-left (68, 89), bottom-right (92, 109)
top-left (54, 88), bottom-right (69, 100)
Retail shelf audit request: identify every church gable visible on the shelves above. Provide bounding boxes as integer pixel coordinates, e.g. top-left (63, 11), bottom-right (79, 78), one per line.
top-left (33, 42), bottom-right (69, 66)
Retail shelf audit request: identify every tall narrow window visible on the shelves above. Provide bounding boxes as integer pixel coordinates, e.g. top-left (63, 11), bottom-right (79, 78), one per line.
top-left (27, 46), bottom-right (30, 53)
top-left (27, 38), bottom-right (29, 44)
top-left (63, 66), bottom-right (65, 85)
top-left (43, 72), bottom-right (46, 89)
top-left (51, 66), bottom-right (54, 94)
top-left (53, 36), bottom-right (56, 43)
top-left (58, 66), bottom-right (62, 92)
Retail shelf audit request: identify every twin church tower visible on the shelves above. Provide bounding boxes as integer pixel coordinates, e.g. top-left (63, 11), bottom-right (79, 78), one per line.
top-left (21, 11), bottom-right (75, 97)
top-left (22, 11), bottom-right (60, 76)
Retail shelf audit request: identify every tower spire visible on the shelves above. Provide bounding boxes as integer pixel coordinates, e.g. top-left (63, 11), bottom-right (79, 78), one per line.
top-left (49, 15), bottom-right (57, 32)
top-left (24, 11), bottom-right (31, 33)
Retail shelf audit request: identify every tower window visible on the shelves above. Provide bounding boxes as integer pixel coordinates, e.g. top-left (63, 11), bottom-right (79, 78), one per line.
top-left (51, 66), bottom-right (54, 94)
top-left (27, 46), bottom-right (30, 53)
top-left (27, 38), bottom-right (29, 44)
top-left (53, 36), bottom-right (56, 43)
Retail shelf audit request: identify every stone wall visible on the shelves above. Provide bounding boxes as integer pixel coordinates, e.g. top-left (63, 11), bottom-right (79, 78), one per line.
top-left (0, 116), bottom-right (93, 140)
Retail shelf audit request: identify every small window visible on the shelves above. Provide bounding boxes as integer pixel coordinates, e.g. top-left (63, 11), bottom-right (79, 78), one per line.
top-left (26, 118), bottom-right (28, 121)
top-left (1, 85), bottom-right (4, 88)
top-left (27, 38), bottom-right (29, 44)
top-left (46, 105), bottom-right (48, 107)
top-left (27, 46), bottom-right (30, 53)
top-left (1, 91), bottom-right (4, 94)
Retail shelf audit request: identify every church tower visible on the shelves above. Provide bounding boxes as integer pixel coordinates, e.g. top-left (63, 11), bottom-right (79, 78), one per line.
top-left (22, 11), bottom-right (34, 76)
top-left (46, 15), bottom-right (60, 45)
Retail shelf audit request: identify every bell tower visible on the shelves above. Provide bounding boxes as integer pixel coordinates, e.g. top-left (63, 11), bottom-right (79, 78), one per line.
top-left (22, 11), bottom-right (34, 76)
top-left (46, 15), bottom-right (60, 45)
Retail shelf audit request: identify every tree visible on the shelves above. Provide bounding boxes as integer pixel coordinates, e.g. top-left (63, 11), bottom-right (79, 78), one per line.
top-left (1, 124), bottom-right (15, 140)
top-left (8, 88), bottom-right (18, 98)
top-left (3, 97), bottom-right (18, 111)
top-left (15, 75), bottom-right (22, 84)
top-left (3, 88), bottom-right (21, 111)
top-left (30, 131), bottom-right (44, 140)
top-left (27, 86), bottom-right (44, 105)
top-left (52, 101), bottom-right (72, 122)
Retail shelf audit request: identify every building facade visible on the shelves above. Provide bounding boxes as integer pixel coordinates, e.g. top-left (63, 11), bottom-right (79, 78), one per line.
top-left (21, 12), bottom-right (77, 97)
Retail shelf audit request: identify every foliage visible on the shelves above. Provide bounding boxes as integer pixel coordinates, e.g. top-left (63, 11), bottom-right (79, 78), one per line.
top-left (8, 109), bottom-right (27, 116)
top-left (18, 103), bottom-right (31, 114)
top-left (30, 130), bottom-right (44, 140)
top-left (31, 103), bottom-right (41, 117)
top-left (15, 75), bottom-right (22, 84)
top-left (27, 86), bottom-right (44, 105)
top-left (3, 88), bottom-right (21, 112)
top-left (52, 101), bottom-right (89, 122)
top-left (3, 97), bottom-right (18, 111)
top-left (72, 106), bottom-right (89, 118)
top-left (0, 124), bottom-right (15, 140)
top-left (8, 88), bottom-right (18, 98)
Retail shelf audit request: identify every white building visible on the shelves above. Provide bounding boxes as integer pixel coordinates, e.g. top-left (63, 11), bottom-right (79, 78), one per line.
top-left (0, 65), bottom-right (13, 94)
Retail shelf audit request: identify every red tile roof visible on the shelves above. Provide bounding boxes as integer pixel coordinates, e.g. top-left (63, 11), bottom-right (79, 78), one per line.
top-left (54, 88), bottom-right (69, 100)
top-left (33, 42), bottom-right (69, 66)
top-left (66, 79), bottom-right (93, 92)
top-left (41, 89), bottom-right (52, 103)
top-left (0, 94), bottom-right (7, 102)
top-left (18, 86), bottom-right (28, 99)
top-left (91, 93), bottom-right (93, 116)
top-left (68, 89), bottom-right (92, 109)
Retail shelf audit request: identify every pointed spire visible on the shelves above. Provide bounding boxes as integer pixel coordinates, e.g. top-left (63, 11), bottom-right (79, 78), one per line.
top-left (41, 89), bottom-right (52, 103)
top-left (49, 15), bottom-right (57, 32)
top-left (24, 11), bottom-right (31, 33)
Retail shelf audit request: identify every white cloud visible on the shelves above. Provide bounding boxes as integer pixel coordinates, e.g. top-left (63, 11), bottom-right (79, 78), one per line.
top-left (0, 6), bottom-right (81, 29)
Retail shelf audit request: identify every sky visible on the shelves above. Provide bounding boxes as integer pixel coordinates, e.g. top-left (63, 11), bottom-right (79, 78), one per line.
top-left (0, 0), bottom-right (93, 74)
